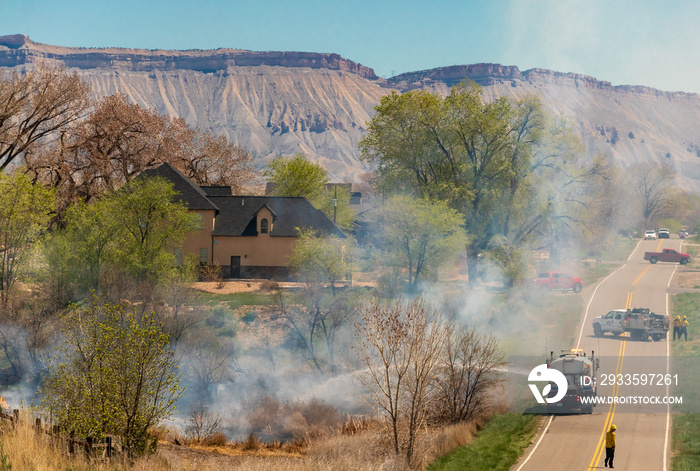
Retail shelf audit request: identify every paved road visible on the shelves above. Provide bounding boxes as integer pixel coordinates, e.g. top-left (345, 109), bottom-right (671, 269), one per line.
top-left (514, 238), bottom-right (682, 471)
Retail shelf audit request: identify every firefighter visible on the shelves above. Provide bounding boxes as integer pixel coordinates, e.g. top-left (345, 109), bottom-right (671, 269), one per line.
top-left (604, 424), bottom-right (617, 468)
top-left (673, 315), bottom-right (682, 340)
top-left (681, 315), bottom-right (689, 341)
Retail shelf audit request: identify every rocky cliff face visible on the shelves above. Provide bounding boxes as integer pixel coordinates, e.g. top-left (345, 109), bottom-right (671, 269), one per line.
top-left (4, 35), bottom-right (700, 191)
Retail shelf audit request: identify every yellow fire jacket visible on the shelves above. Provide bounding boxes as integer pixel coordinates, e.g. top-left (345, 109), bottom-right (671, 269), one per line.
top-left (606, 431), bottom-right (616, 448)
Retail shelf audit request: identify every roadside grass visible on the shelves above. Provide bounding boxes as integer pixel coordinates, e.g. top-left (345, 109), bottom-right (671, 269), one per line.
top-left (671, 292), bottom-right (700, 470)
top-left (427, 414), bottom-right (539, 471)
top-left (598, 236), bottom-right (638, 261)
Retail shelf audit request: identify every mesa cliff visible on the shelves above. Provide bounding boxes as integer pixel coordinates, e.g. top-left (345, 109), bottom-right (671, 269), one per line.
top-left (4, 34), bottom-right (700, 191)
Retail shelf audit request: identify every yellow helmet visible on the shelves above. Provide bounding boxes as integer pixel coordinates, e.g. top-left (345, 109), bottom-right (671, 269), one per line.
top-left (676, 315), bottom-right (681, 319)
top-left (610, 424), bottom-right (617, 430)
top-left (684, 316), bottom-right (687, 319)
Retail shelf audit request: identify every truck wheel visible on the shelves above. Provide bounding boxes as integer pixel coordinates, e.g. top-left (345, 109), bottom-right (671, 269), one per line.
top-left (650, 256), bottom-right (658, 264)
top-left (594, 324), bottom-right (603, 337)
top-left (652, 334), bottom-right (662, 341)
top-left (680, 258), bottom-right (688, 265)
top-left (572, 282), bottom-right (582, 293)
top-left (612, 332), bottom-right (621, 337)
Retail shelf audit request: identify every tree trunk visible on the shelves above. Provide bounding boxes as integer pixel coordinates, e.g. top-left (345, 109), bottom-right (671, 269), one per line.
top-left (466, 244), bottom-right (479, 286)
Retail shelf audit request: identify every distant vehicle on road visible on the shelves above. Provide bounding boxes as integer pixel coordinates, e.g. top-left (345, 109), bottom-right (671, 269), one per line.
top-left (532, 271), bottom-right (583, 293)
top-left (644, 230), bottom-right (657, 240)
top-left (679, 230), bottom-right (689, 239)
top-left (644, 248), bottom-right (691, 265)
top-left (658, 228), bottom-right (670, 239)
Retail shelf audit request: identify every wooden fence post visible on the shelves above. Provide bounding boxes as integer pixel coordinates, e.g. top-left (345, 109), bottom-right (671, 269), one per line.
top-left (106, 436), bottom-right (113, 458)
top-left (86, 436), bottom-right (93, 459)
top-left (35, 417), bottom-right (41, 433)
top-left (69, 431), bottom-right (75, 455)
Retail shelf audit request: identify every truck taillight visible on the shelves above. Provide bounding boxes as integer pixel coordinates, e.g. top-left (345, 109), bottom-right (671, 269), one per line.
top-left (576, 395), bottom-right (581, 402)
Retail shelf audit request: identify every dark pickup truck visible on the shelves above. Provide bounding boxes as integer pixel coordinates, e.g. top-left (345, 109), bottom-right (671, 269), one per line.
top-left (644, 248), bottom-right (691, 265)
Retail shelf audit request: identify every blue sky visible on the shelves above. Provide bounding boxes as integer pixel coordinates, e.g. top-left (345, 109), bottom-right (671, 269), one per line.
top-left (2, 0), bottom-right (699, 92)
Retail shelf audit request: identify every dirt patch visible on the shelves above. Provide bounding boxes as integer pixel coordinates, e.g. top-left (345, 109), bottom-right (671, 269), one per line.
top-left (193, 281), bottom-right (297, 295)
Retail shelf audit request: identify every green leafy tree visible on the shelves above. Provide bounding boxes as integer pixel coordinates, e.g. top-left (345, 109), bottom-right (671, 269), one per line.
top-left (381, 195), bottom-right (467, 292)
top-left (0, 172), bottom-right (55, 305)
top-left (361, 83), bottom-right (612, 282)
top-left (105, 176), bottom-right (198, 284)
top-left (43, 176), bottom-right (197, 304)
top-left (265, 153), bottom-right (354, 230)
top-left (41, 297), bottom-right (182, 455)
top-left (361, 83), bottom-right (536, 284)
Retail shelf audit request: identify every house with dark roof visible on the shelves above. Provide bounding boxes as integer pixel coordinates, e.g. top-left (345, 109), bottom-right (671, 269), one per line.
top-left (140, 163), bottom-right (346, 279)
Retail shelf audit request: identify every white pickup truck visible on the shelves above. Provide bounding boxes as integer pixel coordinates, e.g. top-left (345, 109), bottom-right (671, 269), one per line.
top-left (592, 308), bottom-right (670, 341)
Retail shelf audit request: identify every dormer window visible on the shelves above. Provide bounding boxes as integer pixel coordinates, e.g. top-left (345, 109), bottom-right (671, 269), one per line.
top-left (260, 218), bottom-right (269, 234)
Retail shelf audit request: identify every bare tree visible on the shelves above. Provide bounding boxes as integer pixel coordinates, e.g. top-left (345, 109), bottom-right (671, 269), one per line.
top-left (354, 297), bottom-right (447, 465)
top-left (183, 336), bottom-right (237, 402)
top-left (431, 326), bottom-right (505, 424)
top-left (0, 64), bottom-right (90, 173)
top-left (25, 94), bottom-right (258, 210)
top-left (628, 162), bottom-right (676, 228)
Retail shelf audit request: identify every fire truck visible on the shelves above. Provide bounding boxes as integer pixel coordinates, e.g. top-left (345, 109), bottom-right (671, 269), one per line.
top-left (545, 348), bottom-right (599, 414)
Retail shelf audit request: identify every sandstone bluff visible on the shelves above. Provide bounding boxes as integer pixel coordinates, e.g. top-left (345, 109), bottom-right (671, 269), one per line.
top-left (4, 34), bottom-right (700, 191)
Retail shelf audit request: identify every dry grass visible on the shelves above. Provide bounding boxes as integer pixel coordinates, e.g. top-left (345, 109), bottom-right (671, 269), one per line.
top-left (0, 407), bottom-right (484, 470)
top-left (0, 411), bottom-right (171, 471)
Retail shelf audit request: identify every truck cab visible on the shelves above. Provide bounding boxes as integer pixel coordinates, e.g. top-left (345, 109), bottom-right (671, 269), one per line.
top-left (593, 309), bottom-right (626, 337)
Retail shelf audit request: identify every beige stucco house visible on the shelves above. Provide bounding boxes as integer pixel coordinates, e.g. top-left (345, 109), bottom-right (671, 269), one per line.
top-left (140, 163), bottom-right (346, 279)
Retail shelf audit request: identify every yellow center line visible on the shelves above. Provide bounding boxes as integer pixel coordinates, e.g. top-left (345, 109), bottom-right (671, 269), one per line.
top-left (588, 339), bottom-right (626, 469)
top-left (587, 265), bottom-right (648, 469)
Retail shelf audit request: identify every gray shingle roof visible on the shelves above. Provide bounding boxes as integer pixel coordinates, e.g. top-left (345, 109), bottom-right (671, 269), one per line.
top-left (208, 196), bottom-right (346, 238)
top-left (139, 163), bottom-right (219, 211)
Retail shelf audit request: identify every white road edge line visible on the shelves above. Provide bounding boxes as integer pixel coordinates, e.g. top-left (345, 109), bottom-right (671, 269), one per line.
top-left (517, 239), bottom-right (643, 471)
top-left (514, 415), bottom-right (554, 471)
top-left (575, 239), bottom-right (643, 349)
top-left (663, 240), bottom-right (680, 471)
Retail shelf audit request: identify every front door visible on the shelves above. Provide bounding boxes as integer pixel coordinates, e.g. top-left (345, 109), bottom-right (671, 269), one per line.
top-left (230, 256), bottom-right (241, 278)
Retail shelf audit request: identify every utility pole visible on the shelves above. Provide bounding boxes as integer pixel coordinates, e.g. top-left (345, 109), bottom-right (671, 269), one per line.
top-left (333, 185), bottom-right (337, 223)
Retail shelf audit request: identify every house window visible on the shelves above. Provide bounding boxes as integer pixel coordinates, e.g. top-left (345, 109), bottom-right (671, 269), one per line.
top-left (260, 218), bottom-right (269, 234)
top-left (194, 213), bottom-right (204, 230)
top-left (199, 248), bottom-right (208, 265)
top-left (174, 248), bottom-right (183, 267)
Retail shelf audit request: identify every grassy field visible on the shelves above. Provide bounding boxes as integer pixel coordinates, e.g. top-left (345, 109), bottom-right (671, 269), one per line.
top-left (428, 414), bottom-right (539, 471)
top-left (671, 292), bottom-right (700, 470)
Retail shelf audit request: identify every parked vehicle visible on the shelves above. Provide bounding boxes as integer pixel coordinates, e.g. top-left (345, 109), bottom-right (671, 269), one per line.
top-left (658, 228), bottom-right (670, 239)
top-left (532, 271), bottom-right (583, 293)
top-left (592, 308), bottom-right (670, 341)
top-left (644, 248), bottom-right (691, 265)
top-left (545, 348), bottom-right (598, 414)
top-left (644, 230), bottom-right (657, 240)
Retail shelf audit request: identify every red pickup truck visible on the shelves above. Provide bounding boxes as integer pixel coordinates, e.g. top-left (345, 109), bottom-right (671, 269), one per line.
top-left (644, 248), bottom-right (691, 265)
top-left (532, 271), bottom-right (583, 293)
